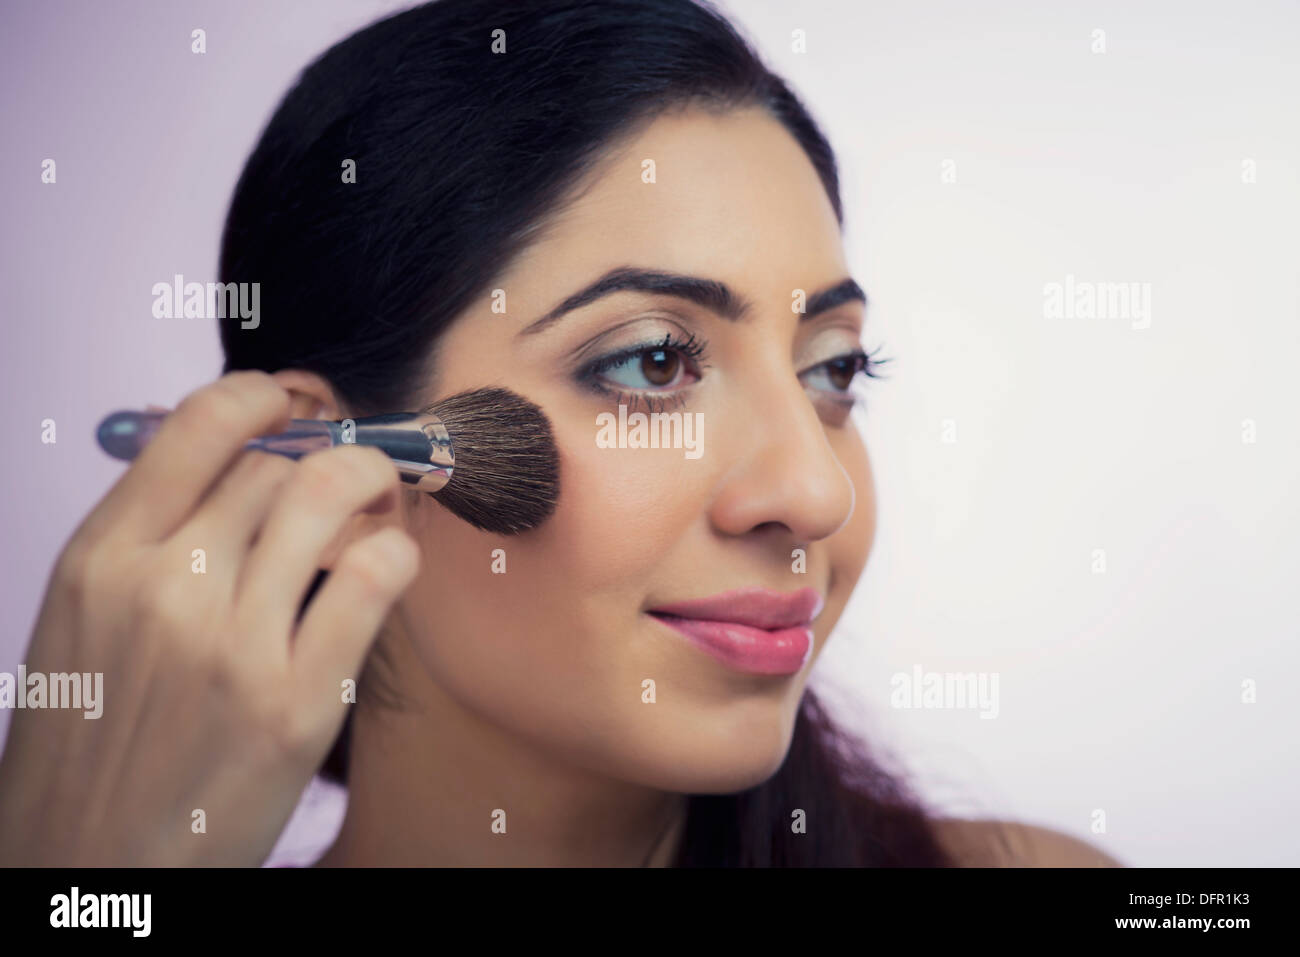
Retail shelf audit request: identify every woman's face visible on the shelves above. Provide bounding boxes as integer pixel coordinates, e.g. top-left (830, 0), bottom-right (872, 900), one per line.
top-left (387, 105), bottom-right (875, 794)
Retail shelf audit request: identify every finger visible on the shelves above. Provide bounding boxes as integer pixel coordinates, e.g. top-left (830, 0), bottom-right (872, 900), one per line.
top-left (170, 449), bottom-right (297, 586)
top-left (234, 444), bottom-right (402, 644)
top-left (83, 371), bottom-right (291, 545)
top-left (290, 527), bottom-right (419, 729)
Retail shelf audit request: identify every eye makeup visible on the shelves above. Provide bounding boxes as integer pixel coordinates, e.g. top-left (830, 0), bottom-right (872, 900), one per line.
top-left (802, 344), bottom-right (890, 426)
top-left (573, 328), bottom-right (889, 420)
top-left (574, 329), bottom-right (710, 413)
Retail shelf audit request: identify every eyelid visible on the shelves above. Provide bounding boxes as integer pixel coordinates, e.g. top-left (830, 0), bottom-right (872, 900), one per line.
top-left (800, 343), bottom-right (891, 386)
top-left (573, 328), bottom-right (710, 414)
top-left (567, 312), bottom-right (696, 366)
top-left (582, 330), bottom-right (708, 377)
top-left (796, 325), bottom-right (868, 372)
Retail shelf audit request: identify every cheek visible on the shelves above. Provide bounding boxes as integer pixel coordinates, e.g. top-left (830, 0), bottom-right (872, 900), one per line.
top-left (550, 414), bottom-right (708, 587)
top-left (390, 412), bottom-right (714, 673)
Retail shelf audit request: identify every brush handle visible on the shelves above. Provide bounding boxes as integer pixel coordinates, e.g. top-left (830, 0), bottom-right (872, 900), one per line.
top-left (95, 410), bottom-right (455, 492)
top-left (97, 411), bottom-right (343, 460)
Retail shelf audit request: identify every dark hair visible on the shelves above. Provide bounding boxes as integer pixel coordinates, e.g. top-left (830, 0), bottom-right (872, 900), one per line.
top-left (219, 0), bottom-right (953, 866)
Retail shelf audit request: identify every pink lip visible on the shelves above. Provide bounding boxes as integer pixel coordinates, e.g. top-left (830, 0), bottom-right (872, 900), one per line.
top-left (646, 586), bottom-right (825, 676)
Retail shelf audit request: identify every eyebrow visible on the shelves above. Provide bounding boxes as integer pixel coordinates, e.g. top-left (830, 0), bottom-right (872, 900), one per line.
top-left (517, 266), bottom-right (866, 336)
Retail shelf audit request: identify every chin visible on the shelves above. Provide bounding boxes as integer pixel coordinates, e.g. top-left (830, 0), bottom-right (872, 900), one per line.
top-left (646, 747), bottom-right (793, 795)
top-left (617, 699), bottom-right (801, 794)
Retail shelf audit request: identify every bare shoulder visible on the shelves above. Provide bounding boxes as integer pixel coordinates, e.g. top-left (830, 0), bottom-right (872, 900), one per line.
top-left (932, 817), bottom-right (1123, 867)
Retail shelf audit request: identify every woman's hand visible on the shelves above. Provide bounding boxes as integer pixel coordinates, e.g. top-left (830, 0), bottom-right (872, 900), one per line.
top-left (0, 370), bottom-right (419, 865)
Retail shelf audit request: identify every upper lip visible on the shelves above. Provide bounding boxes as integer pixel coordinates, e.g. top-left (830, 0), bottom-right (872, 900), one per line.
top-left (647, 586), bottom-right (825, 630)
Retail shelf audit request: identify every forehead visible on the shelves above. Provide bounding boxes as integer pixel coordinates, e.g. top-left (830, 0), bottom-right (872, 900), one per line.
top-left (502, 105), bottom-right (846, 305)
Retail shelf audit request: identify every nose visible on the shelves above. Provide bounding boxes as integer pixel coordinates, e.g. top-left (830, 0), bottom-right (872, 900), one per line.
top-left (708, 367), bottom-right (856, 545)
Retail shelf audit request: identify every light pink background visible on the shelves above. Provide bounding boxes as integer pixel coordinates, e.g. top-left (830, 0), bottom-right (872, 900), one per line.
top-left (3, 0), bottom-right (1297, 866)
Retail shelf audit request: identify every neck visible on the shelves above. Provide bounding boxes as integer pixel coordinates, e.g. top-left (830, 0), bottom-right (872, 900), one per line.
top-left (314, 686), bottom-right (687, 867)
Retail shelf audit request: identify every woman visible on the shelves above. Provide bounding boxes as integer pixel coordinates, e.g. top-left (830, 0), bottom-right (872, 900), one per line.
top-left (0, 0), bottom-right (1118, 867)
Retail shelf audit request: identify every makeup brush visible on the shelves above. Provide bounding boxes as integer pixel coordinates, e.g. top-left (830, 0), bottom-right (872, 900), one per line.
top-left (95, 386), bottom-right (559, 535)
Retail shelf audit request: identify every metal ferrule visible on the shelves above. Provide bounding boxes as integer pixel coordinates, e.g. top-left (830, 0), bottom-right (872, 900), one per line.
top-left (344, 412), bottom-right (454, 493)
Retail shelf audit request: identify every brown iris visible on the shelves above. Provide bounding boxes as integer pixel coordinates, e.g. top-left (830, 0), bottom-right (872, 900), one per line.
top-left (642, 348), bottom-right (680, 386)
top-left (824, 355), bottom-right (861, 390)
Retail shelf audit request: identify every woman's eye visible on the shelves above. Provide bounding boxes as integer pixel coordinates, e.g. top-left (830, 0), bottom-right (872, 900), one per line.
top-left (579, 337), bottom-right (882, 407)
top-left (600, 346), bottom-right (689, 389)
top-left (801, 351), bottom-right (869, 393)
top-left (584, 332), bottom-right (708, 393)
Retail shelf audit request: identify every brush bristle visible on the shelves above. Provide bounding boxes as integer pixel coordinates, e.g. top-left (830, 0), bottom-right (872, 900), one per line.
top-left (425, 387), bottom-right (560, 534)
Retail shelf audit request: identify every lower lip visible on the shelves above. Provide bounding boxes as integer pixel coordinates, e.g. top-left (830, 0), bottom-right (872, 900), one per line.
top-left (648, 613), bottom-right (813, 676)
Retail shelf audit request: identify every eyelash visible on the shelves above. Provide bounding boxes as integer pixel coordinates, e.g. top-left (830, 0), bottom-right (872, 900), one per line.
top-left (575, 331), bottom-right (890, 414)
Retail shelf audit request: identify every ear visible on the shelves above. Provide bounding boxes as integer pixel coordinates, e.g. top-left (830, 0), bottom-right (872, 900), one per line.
top-left (270, 369), bottom-right (350, 421)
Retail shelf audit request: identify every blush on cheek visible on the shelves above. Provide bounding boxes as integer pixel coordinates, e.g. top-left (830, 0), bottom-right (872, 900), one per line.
top-left (553, 422), bottom-right (713, 584)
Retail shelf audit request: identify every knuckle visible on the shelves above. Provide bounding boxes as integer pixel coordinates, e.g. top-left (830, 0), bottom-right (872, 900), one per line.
top-left (252, 693), bottom-right (311, 761)
top-left (220, 368), bottom-right (280, 402)
top-left (180, 383), bottom-right (254, 443)
top-left (181, 372), bottom-right (289, 443)
top-left (231, 370), bottom-right (291, 417)
top-left (240, 446), bottom-right (295, 488)
top-left (297, 445), bottom-right (394, 506)
top-left (134, 572), bottom-right (202, 634)
top-left (277, 709), bottom-right (317, 761)
top-left (336, 535), bottom-right (410, 601)
top-left (295, 451), bottom-right (354, 506)
top-left (354, 445), bottom-right (399, 488)
top-left (205, 643), bottom-right (245, 700)
top-left (205, 650), bottom-right (305, 755)
top-left (54, 535), bottom-right (116, 607)
top-left (54, 535), bottom-right (94, 590)
top-left (209, 645), bottom-right (260, 708)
